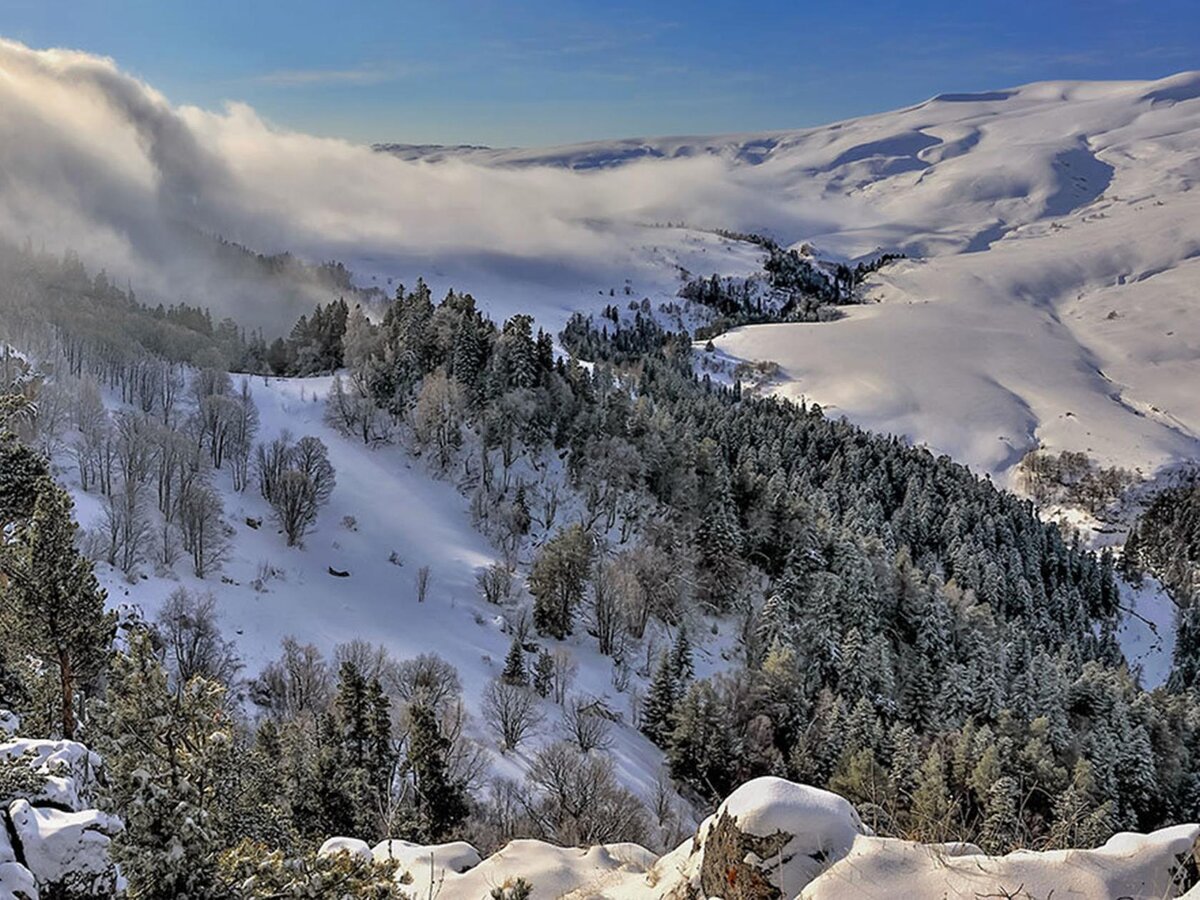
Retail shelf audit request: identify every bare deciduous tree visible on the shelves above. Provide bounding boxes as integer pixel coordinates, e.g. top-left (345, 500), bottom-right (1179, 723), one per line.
top-left (477, 562), bottom-right (514, 605)
top-left (177, 479), bottom-right (228, 577)
top-left (524, 741), bottom-right (648, 846)
top-left (257, 433), bottom-right (336, 546)
top-left (390, 653), bottom-right (462, 714)
top-left (482, 678), bottom-right (542, 751)
top-left (562, 695), bottom-right (613, 753)
top-left (252, 636), bottom-right (332, 719)
top-left (412, 370), bottom-right (465, 471)
top-left (155, 587), bottom-right (243, 689)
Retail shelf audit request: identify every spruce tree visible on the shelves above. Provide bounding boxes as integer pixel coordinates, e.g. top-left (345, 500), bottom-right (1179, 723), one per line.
top-left (667, 680), bottom-right (732, 799)
top-left (502, 636), bottom-right (528, 686)
top-left (1, 477), bottom-right (115, 736)
top-left (669, 627), bottom-right (694, 685)
top-left (533, 648), bottom-right (554, 698)
top-left (694, 467), bottom-right (744, 611)
top-left (407, 702), bottom-right (468, 841)
top-left (641, 651), bottom-right (678, 745)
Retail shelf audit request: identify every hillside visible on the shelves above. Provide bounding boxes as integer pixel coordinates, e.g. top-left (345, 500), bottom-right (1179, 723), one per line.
top-left (380, 73), bottom-right (1200, 490)
top-left (3, 37), bottom-right (1200, 896)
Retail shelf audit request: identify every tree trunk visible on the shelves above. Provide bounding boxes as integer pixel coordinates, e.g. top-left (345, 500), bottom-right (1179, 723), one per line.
top-left (59, 650), bottom-right (75, 738)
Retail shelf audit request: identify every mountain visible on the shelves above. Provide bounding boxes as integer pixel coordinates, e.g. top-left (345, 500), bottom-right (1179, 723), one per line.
top-left (4, 42), bottom-right (1200, 896)
top-left (378, 72), bottom-right (1200, 491)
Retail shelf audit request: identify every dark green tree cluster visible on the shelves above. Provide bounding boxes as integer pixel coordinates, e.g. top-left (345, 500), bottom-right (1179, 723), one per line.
top-left (265, 298), bottom-right (350, 375)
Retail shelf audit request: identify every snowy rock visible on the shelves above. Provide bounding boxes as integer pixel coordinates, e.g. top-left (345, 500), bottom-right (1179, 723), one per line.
top-left (371, 839), bottom-right (481, 881)
top-left (0, 739), bottom-right (103, 812)
top-left (0, 862), bottom-right (38, 900)
top-left (800, 824), bottom-right (1200, 899)
top-left (7, 799), bottom-right (122, 897)
top-left (0, 713), bottom-right (19, 738)
top-left (668, 777), bottom-right (868, 899)
top-left (317, 837), bottom-right (373, 861)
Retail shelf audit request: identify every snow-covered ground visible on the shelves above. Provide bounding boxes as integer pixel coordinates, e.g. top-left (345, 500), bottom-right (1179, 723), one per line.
top-left (692, 74), bottom-right (1200, 492)
top-left (66, 373), bottom-right (735, 805)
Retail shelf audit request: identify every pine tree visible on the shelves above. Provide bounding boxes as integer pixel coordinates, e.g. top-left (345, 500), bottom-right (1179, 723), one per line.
top-left (1, 477), bottom-right (115, 736)
top-left (407, 702), bottom-right (468, 841)
top-left (0, 430), bottom-right (48, 528)
top-left (94, 629), bottom-right (234, 899)
top-left (641, 651), bottom-right (678, 745)
top-left (532, 648), bottom-right (554, 698)
top-left (502, 636), bottom-right (528, 686)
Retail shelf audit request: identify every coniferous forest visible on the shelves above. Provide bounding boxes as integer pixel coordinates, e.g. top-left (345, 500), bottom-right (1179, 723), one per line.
top-left (1, 236), bottom-right (1199, 897)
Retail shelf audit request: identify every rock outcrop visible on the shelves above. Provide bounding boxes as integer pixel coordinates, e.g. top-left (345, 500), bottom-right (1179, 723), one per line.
top-left (0, 713), bottom-right (123, 900)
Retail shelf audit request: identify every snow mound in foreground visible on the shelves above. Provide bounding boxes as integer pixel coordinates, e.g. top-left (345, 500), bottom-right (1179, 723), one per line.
top-left (370, 839), bottom-right (482, 882)
top-left (800, 825), bottom-right (1200, 899)
top-left (0, 714), bottom-right (123, 900)
top-left (322, 774), bottom-right (1200, 899)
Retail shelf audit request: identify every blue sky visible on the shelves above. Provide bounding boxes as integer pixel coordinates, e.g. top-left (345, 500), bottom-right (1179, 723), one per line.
top-left (5, 0), bottom-right (1198, 146)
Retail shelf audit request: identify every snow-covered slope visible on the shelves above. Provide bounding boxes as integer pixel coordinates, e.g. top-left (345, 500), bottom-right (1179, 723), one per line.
top-left (74, 374), bottom-right (718, 803)
top-left (382, 73), bottom-right (1200, 490)
top-left (698, 73), bottom-right (1200, 489)
top-left (4, 37), bottom-right (1198, 488)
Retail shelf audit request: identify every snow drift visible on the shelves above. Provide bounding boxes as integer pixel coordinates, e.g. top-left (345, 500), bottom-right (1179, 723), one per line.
top-left (318, 774), bottom-right (1200, 899)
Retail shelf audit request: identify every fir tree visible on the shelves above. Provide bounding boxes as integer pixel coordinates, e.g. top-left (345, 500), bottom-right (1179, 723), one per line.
top-left (502, 636), bottom-right (528, 686)
top-left (1, 477), bottom-right (115, 736)
top-left (641, 651), bottom-right (678, 745)
top-left (407, 702), bottom-right (468, 841)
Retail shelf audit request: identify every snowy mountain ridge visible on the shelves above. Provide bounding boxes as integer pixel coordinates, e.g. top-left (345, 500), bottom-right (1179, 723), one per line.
top-left (379, 71), bottom-right (1200, 492)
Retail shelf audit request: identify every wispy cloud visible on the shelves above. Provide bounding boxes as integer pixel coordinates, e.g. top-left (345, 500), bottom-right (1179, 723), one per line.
top-left (254, 63), bottom-right (419, 88)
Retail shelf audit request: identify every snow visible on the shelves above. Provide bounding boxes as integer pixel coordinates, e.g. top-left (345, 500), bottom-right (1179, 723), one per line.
top-left (317, 837), bottom-right (372, 861)
top-left (710, 777), bottom-right (869, 893)
top-left (418, 839), bottom-right (657, 900)
top-left (695, 73), bottom-right (1200, 494)
top-left (79, 372), bottom-right (694, 805)
top-left (1118, 577), bottom-right (1179, 689)
top-left (0, 862), bottom-right (38, 900)
top-left (7, 801), bottom-right (121, 896)
top-left (324, 777), bottom-right (1200, 899)
top-left (0, 739), bottom-right (103, 812)
top-left (800, 825), bottom-right (1200, 899)
top-left (370, 839), bottom-right (482, 883)
top-left (0, 719), bottom-right (122, 899)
